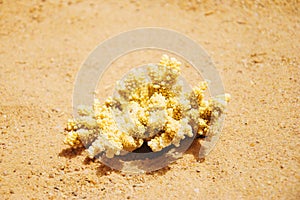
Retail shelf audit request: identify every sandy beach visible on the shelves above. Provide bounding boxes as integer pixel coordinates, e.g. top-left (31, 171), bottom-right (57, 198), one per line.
top-left (0, 0), bottom-right (299, 199)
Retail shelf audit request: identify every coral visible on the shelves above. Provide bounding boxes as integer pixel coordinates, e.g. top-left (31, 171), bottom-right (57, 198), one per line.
top-left (64, 54), bottom-right (230, 158)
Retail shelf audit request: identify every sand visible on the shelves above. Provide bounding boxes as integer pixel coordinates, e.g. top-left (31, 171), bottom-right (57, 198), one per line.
top-left (0, 0), bottom-right (299, 199)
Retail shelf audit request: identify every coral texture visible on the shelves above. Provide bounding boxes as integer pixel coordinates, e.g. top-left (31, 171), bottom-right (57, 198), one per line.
top-left (64, 55), bottom-right (230, 158)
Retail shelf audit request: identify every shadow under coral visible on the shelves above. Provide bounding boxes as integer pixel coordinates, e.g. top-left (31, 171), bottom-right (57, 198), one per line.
top-left (58, 146), bottom-right (86, 158)
top-left (59, 136), bottom-right (205, 176)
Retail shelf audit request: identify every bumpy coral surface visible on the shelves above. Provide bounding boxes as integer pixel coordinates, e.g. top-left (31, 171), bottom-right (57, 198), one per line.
top-left (64, 55), bottom-right (230, 158)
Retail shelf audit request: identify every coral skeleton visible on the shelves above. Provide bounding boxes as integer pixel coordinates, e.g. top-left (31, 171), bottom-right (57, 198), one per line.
top-left (64, 55), bottom-right (230, 158)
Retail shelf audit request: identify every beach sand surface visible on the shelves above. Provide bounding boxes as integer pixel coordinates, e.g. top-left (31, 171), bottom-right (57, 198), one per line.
top-left (0, 0), bottom-right (299, 199)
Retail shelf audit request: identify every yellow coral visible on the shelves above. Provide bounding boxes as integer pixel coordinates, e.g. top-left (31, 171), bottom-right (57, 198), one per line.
top-left (64, 54), bottom-right (230, 158)
top-left (64, 131), bottom-right (82, 148)
top-left (159, 54), bottom-right (181, 71)
top-left (65, 119), bottom-right (78, 131)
